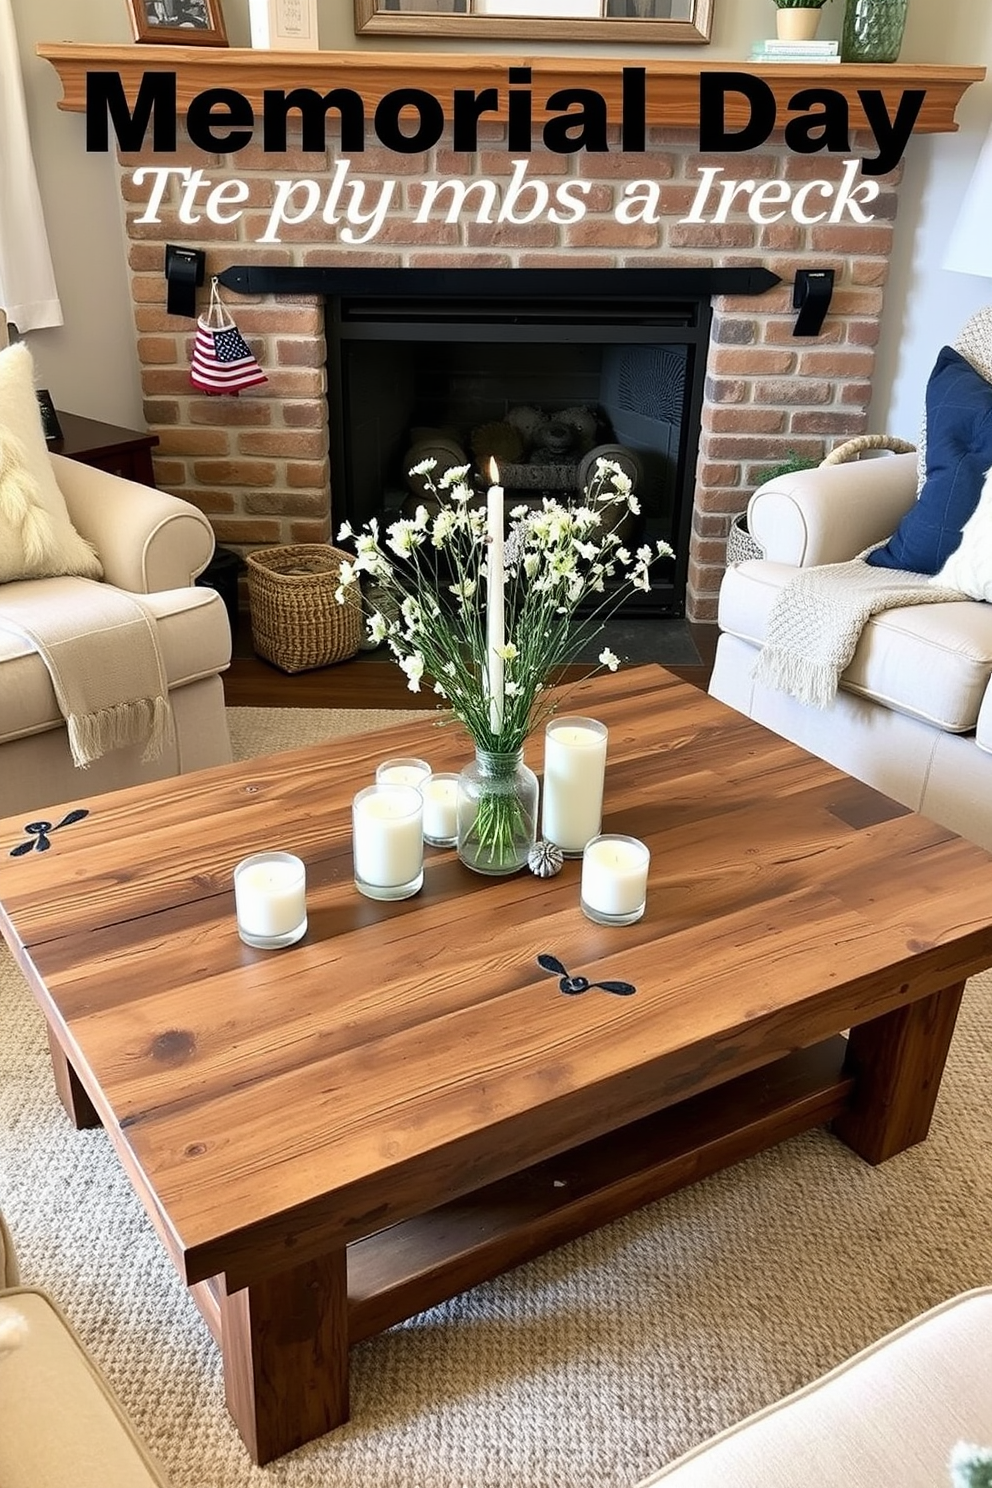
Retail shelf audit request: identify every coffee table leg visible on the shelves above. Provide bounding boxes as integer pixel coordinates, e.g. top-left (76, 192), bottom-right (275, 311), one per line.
top-left (46, 1026), bottom-right (101, 1129)
top-left (833, 981), bottom-right (966, 1165)
top-left (218, 1248), bottom-right (350, 1465)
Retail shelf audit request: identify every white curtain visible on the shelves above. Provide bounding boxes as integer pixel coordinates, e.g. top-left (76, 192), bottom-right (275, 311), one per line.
top-left (0, 0), bottom-right (62, 331)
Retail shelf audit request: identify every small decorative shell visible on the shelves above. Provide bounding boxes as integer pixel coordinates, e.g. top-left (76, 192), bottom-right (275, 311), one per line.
top-left (528, 839), bottom-right (564, 878)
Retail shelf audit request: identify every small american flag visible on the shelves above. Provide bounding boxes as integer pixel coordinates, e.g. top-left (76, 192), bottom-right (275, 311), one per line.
top-left (191, 319), bottom-right (267, 395)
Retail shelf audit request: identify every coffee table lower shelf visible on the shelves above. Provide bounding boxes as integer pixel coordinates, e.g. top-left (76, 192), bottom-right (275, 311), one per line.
top-left (191, 1035), bottom-right (853, 1452)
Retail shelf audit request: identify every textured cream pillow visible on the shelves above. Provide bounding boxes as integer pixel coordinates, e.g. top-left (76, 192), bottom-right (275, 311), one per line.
top-left (0, 342), bottom-right (102, 583)
top-left (930, 464), bottom-right (992, 600)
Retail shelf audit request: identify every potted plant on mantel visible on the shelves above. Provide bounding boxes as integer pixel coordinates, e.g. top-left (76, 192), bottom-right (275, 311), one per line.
top-left (773, 0), bottom-right (831, 42)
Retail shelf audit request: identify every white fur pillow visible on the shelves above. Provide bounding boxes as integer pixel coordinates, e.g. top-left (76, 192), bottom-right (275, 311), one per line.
top-left (930, 464), bottom-right (992, 600)
top-left (0, 343), bottom-right (102, 584)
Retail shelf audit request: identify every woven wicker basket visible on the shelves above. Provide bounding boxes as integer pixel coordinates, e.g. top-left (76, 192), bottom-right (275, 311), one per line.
top-left (821, 434), bottom-right (916, 465)
top-left (726, 511), bottom-right (764, 565)
top-left (246, 544), bottom-right (362, 673)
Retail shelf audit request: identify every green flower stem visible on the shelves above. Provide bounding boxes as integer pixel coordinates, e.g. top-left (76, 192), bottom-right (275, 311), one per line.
top-left (462, 791), bottom-right (531, 871)
top-left (459, 749), bottom-right (536, 874)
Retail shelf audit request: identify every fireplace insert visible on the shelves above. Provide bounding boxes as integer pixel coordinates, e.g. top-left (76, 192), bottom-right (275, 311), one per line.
top-left (329, 270), bottom-right (716, 616)
top-left (217, 265), bottom-right (779, 616)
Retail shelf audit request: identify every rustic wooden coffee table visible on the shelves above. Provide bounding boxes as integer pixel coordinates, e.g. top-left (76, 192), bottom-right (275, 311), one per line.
top-left (3, 665), bottom-right (992, 1464)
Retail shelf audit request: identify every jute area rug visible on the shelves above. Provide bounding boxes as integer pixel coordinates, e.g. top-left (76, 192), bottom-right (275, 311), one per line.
top-left (3, 707), bottom-right (992, 1487)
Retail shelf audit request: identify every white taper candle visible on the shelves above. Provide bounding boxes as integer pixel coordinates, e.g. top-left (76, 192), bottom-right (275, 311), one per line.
top-left (486, 457), bottom-right (505, 735)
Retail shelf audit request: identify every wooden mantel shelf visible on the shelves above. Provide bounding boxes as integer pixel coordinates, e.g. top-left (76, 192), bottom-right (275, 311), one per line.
top-left (39, 44), bottom-right (983, 135)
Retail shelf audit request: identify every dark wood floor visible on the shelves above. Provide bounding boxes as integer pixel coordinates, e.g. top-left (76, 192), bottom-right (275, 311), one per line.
top-left (223, 623), bottom-right (719, 708)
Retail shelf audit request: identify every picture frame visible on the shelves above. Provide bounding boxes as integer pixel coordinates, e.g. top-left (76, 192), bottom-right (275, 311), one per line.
top-left (248, 0), bottom-right (320, 50)
top-left (353, 0), bottom-right (713, 42)
top-left (127, 0), bottom-right (229, 46)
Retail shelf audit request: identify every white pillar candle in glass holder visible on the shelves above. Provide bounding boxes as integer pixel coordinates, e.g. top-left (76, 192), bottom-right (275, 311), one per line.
top-left (541, 716), bottom-right (608, 857)
top-left (353, 783), bottom-right (424, 901)
top-left (422, 772), bottom-right (459, 846)
top-left (233, 851), bottom-right (307, 949)
top-left (376, 757), bottom-right (431, 789)
top-left (580, 834), bottom-right (650, 927)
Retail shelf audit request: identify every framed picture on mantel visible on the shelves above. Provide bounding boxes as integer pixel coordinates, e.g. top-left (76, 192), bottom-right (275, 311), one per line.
top-left (354, 0), bottom-right (713, 42)
top-left (248, 0), bottom-right (320, 49)
top-left (127, 0), bottom-right (229, 45)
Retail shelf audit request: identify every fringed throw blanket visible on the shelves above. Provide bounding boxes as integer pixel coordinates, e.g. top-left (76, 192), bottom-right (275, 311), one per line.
top-left (0, 578), bottom-right (173, 766)
top-left (752, 556), bottom-right (966, 708)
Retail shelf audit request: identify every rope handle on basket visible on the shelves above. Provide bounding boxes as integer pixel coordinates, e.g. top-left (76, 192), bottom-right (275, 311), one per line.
top-left (820, 434), bottom-right (917, 465)
top-left (202, 277), bottom-right (235, 331)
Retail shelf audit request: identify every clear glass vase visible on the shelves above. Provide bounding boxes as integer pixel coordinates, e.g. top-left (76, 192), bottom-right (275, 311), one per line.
top-left (841, 0), bottom-right (909, 62)
top-left (456, 747), bottom-right (538, 876)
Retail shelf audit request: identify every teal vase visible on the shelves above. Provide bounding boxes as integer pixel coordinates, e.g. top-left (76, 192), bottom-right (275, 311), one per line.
top-left (841, 0), bottom-right (909, 62)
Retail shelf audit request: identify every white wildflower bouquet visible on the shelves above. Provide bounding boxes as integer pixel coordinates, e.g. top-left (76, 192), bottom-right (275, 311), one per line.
top-left (336, 457), bottom-right (672, 754)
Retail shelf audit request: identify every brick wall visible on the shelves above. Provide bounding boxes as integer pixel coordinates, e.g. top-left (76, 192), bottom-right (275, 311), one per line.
top-left (120, 126), bottom-right (899, 621)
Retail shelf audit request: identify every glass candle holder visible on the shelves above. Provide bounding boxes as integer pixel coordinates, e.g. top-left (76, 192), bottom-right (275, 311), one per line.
top-left (353, 783), bottom-right (424, 901)
top-left (542, 716), bottom-right (608, 857)
top-left (233, 851), bottom-right (307, 949)
top-left (421, 772), bottom-right (459, 846)
top-left (580, 834), bottom-right (650, 927)
top-left (376, 757), bottom-right (431, 789)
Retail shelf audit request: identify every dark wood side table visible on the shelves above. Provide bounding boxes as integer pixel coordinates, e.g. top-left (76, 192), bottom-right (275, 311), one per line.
top-left (51, 411), bottom-right (159, 487)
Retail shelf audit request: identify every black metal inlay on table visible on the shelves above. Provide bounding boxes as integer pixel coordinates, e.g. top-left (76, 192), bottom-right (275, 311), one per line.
top-left (10, 808), bottom-right (89, 856)
top-left (538, 952), bottom-right (636, 998)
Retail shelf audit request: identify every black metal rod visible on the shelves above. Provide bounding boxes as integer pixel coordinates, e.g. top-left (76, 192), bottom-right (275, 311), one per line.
top-left (216, 265), bottom-right (781, 300)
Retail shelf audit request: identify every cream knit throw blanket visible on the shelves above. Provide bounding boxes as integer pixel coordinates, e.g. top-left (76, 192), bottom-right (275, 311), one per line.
top-left (0, 578), bottom-right (173, 767)
top-left (752, 556), bottom-right (967, 708)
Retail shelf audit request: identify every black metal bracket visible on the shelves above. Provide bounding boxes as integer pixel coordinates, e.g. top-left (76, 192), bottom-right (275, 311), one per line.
top-left (165, 244), bottom-right (206, 319)
top-left (792, 268), bottom-right (835, 338)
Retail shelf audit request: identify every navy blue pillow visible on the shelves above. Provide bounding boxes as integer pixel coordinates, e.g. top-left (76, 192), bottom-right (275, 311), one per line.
top-left (867, 345), bottom-right (992, 573)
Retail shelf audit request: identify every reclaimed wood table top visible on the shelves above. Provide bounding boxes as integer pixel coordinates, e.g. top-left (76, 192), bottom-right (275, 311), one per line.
top-left (4, 664), bottom-right (992, 1298)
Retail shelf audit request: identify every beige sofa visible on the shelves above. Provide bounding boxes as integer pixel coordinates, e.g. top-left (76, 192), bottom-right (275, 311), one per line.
top-left (709, 452), bottom-right (992, 854)
top-left (0, 1207), bottom-right (170, 1487)
top-left (0, 454), bottom-right (233, 818)
top-left (637, 1286), bottom-right (992, 1486)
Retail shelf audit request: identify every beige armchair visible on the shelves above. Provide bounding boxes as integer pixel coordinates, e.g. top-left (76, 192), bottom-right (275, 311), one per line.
top-left (637, 1286), bottom-right (992, 1487)
top-left (709, 453), bottom-right (992, 854)
top-left (0, 1205), bottom-right (170, 1488)
top-left (0, 453), bottom-right (232, 819)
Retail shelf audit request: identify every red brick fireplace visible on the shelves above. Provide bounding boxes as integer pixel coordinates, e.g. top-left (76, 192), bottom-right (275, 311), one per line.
top-left (42, 48), bottom-right (981, 621)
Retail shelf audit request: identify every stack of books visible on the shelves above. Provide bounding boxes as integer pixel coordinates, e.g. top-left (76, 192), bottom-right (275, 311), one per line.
top-left (749, 38), bottom-right (841, 63)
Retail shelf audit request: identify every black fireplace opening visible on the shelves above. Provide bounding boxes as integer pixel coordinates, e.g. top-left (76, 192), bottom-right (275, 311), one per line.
top-left (325, 271), bottom-right (717, 618)
top-left (214, 264), bottom-right (780, 619)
